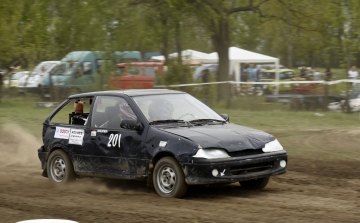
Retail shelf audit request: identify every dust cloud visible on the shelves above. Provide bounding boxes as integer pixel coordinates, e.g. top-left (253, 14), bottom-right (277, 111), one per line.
top-left (0, 123), bottom-right (41, 167)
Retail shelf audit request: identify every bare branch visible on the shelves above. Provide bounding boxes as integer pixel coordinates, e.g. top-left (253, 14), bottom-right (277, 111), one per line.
top-left (227, 0), bottom-right (271, 15)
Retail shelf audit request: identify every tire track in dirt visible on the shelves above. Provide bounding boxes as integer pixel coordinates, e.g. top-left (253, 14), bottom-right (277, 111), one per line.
top-left (1, 124), bottom-right (360, 222)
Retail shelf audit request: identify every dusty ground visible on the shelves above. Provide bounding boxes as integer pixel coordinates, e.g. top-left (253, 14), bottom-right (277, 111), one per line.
top-left (0, 124), bottom-right (359, 223)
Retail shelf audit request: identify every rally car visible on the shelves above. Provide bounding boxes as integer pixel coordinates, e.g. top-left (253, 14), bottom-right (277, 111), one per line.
top-left (38, 89), bottom-right (287, 198)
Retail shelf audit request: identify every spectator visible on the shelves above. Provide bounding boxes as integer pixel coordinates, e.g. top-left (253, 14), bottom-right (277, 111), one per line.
top-left (325, 68), bottom-right (332, 81)
top-left (255, 65), bottom-right (263, 93)
top-left (200, 69), bottom-right (210, 104)
top-left (300, 66), bottom-right (307, 78)
top-left (348, 66), bottom-right (358, 79)
top-left (248, 64), bottom-right (256, 81)
top-left (241, 64), bottom-right (249, 82)
top-left (200, 69), bottom-right (209, 83)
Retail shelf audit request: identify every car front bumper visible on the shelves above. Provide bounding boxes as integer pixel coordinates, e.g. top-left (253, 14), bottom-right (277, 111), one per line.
top-left (182, 151), bottom-right (287, 185)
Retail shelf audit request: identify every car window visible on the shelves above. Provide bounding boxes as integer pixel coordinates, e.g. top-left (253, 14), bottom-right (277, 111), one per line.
top-left (11, 72), bottom-right (26, 80)
top-left (91, 96), bottom-right (137, 128)
top-left (128, 67), bottom-right (142, 76)
top-left (29, 62), bottom-right (56, 77)
top-left (144, 67), bottom-right (156, 76)
top-left (83, 62), bottom-right (92, 75)
top-left (133, 94), bottom-right (223, 122)
top-left (51, 98), bottom-right (91, 125)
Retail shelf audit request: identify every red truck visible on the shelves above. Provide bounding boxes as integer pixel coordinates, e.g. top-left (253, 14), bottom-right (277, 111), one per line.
top-left (108, 62), bottom-right (165, 90)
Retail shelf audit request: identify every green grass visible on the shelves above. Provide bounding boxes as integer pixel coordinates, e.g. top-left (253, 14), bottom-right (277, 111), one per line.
top-left (1, 97), bottom-right (359, 138)
top-left (214, 107), bottom-right (359, 132)
top-left (0, 97), bottom-right (56, 137)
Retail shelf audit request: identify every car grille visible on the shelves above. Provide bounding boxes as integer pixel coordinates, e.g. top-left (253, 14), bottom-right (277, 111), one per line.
top-left (229, 149), bottom-right (264, 157)
top-left (230, 162), bottom-right (273, 176)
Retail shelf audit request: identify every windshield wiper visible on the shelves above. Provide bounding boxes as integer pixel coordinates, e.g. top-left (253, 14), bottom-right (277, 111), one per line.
top-left (189, 119), bottom-right (227, 125)
top-left (149, 119), bottom-right (192, 126)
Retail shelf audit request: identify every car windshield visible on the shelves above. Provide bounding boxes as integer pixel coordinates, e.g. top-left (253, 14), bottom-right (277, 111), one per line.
top-left (132, 93), bottom-right (224, 123)
top-left (51, 61), bottom-right (79, 76)
top-left (29, 62), bottom-right (56, 77)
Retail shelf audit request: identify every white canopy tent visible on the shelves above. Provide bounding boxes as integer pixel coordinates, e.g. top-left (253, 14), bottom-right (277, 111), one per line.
top-left (208, 47), bottom-right (280, 84)
top-left (151, 49), bottom-right (215, 63)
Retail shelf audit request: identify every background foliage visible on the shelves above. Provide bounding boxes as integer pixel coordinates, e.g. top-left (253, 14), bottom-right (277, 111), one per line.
top-left (2, 0), bottom-right (360, 71)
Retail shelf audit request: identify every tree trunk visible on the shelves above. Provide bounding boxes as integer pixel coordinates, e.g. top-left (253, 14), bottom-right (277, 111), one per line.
top-left (213, 19), bottom-right (231, 101)
top-left (0, 78), bottom-right (2, 103)
top-left (160, 16), bottom-right (169, 64)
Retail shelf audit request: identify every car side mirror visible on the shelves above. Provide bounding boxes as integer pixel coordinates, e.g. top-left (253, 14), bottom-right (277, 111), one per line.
top-left (220, 114), bottom-right (229, 122)
top-left (120, 119), bottom-right (143, 131)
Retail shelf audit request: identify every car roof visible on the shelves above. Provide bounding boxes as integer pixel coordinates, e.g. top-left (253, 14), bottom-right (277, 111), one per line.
top-left (68, 89), bottom-right (185, 99)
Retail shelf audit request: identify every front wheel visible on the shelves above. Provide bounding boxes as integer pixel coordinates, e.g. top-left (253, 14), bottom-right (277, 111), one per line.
top-left (239, 176), bottom-right (270, 189)
top-left (47, 150), bottom-right (76, 185)
top-left (153, 157), bottom-right (188, 198)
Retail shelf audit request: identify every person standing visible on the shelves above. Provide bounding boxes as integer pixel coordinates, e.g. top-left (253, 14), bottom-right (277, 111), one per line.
top-left (348, 66), bottom-right (358, 79)
top-left (247, 64), bottom-right (256, 81)
top-left (200, 69), bottom-right (210, 104)
top-left (241, 64), bottom-right (249, 82)
top-left (325, 68), bottom-right (332, 81)
top-left (0, 71), bottom-right (4, 102)
top-left (255, 65), bottom-right (263, 94)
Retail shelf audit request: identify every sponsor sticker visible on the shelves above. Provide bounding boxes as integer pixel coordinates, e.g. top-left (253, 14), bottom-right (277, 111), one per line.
top-left (91, 130), bottom-right (96, 137)
top-left (97, 129), bottom-right (108, 133)
top-left (159, 141), bottom-right (167, 147)
top-left (54, 127), bottom-right (70, 139)
top-left (68, 129), bottom-right (85, 145)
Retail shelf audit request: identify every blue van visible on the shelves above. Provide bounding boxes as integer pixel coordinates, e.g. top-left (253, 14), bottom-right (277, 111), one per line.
top-left (43, 51), bottom-right (142, 94)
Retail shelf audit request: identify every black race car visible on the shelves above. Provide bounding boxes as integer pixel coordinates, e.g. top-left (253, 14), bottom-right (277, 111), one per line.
top-left (38, 89), bottom-right (287, 198)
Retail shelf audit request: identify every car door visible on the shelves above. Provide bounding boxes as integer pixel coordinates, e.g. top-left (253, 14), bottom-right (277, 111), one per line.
top-left (87, 95), bottom-right (148, 178)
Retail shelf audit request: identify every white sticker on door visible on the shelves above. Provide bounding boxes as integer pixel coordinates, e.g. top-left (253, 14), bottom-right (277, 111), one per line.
top-left (69, 129), bottom-right (85, 145)
top-left (107, 133), bottom-right (121, 148)
top-left (54, 127), bottom-right (70, 139)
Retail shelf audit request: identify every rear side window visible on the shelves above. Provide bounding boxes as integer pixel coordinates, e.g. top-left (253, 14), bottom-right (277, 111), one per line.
top-left (51, 98), bottom-right (92, 125)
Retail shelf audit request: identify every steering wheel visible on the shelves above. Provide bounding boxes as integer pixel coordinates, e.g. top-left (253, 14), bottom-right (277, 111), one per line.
top-left (178, 113), bottom-right (197, 120)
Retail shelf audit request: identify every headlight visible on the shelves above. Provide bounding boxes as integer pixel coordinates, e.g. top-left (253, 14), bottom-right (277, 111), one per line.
top-left (193, 148), bottom-right (230, 159)
top-left (262, 139), bottom-right (283, 153)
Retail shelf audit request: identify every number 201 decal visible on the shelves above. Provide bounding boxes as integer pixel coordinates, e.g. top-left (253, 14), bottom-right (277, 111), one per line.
top-left (107, 134), bottom-right (122, 148)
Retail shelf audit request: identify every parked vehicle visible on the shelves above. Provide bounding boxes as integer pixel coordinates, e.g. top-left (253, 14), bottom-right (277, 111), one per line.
top-left (193, 64), bottom-right (218, 80)
top-left (42, 51), bottom-right (142, 94)
top-left (108, 62), bottom-right (166, 89)
top-left (3, 71), bottom-right (29, 88)
top-left (261, 69), bottom-right (307, 94)
top-left (259, 64), bottom-right (286, 70)
top-left (38, 89), bottom-right (287, 198)
top-left (18, 61), bottom-right (60, 93)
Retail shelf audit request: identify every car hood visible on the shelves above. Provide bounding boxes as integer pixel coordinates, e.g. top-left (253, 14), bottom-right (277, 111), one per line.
top-left (157, 123), bottom-right (275, 153)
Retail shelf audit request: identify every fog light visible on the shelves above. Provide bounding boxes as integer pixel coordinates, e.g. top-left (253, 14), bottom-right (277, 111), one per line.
top-left (212, 169), bottom-right (218, 177)
top-left (280, 160), bottom-right (287, 168)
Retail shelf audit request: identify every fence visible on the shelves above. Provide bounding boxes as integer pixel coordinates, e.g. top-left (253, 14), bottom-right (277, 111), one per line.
top-left (155, 79), bottom-right (360, 112)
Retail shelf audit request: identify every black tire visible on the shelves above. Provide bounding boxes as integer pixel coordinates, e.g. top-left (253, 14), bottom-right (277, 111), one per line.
top-left (153, 157), bottom-right (188, 198)
top-left (47, 150), bottom-right (76, 185)
top-left (239, 176), bottom-right (270, 189)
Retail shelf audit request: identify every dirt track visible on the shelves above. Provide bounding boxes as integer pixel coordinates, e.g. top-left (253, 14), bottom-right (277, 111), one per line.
top-left (0, 124), bottom-right (359, 223)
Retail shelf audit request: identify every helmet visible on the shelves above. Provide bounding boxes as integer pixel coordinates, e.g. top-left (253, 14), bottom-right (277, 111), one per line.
top-left (118, 102), bottom-right (137, 120)
top-left (148, 100), bottom-right (174, 121)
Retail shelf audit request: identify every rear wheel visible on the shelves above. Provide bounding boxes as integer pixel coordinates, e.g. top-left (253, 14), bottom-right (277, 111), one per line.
top-left (47, 150), bottom-right (76, 185)
top-left (239, 176), bottom-right (270, 189)
top-left (153, 157), bottom-right (188, 198)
